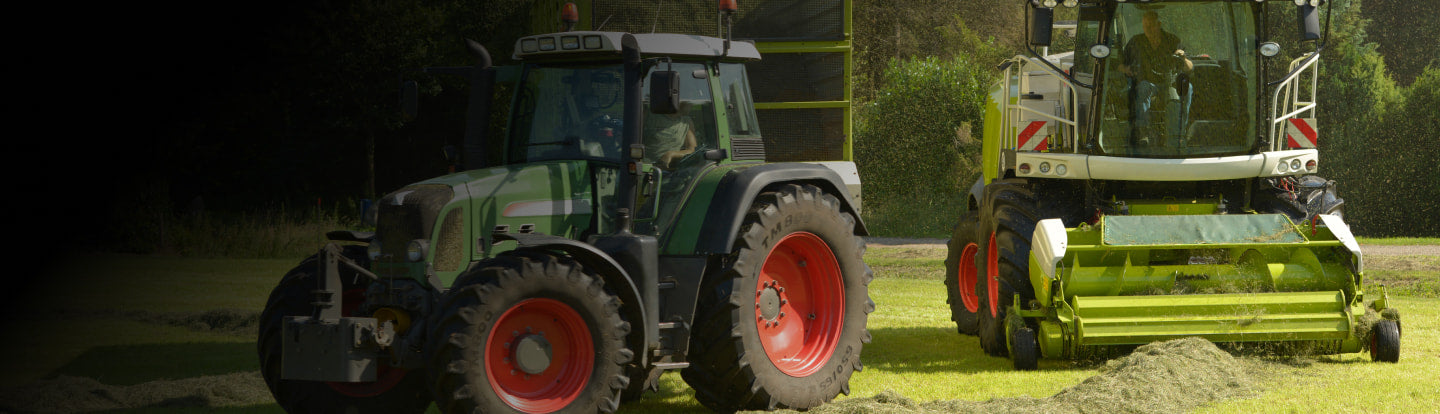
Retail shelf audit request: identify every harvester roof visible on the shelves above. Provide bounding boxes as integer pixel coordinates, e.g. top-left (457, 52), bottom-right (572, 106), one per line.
top-left (513, 31), bottom-right (761, 62)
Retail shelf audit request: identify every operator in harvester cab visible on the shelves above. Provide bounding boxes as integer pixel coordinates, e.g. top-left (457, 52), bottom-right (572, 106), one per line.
top-left (643, 101), bottom-right (698, 171)
top-left (1119, 10), bottom-right (1194, 149)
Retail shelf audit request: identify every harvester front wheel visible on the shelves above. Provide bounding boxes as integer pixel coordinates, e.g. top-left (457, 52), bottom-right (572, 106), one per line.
top-left (683, 184), bottom-right (873, 411)
top-left (1011, 326), bottom-right (1040, 371)
top-left (944, 211), bottom-right (982, 335)
top-left (257, 246), bottom-right (431, 414)
top-left (975, 179), bottom-right (1041, 357)
top-left (1370, 319), bottom-right (1401, 363)
top-left (428, 250), bottom-right (633, 413)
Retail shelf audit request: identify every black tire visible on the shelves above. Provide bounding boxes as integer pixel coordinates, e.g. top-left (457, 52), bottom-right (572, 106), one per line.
top-left (257, 246), bottom-right (431, 414)
top-left (975, 179), bottom-right (1042, 357)
top-left (1012, 326), bottom-right (1039, 371)
top-left (944, 211), bottom-right (982, 335)
top-left (682, 183), bottom-right (873, 411)
top-left (428, 250), bottom-right (633, 414)
top-left (1370, 319), bottom-right (1401, 363)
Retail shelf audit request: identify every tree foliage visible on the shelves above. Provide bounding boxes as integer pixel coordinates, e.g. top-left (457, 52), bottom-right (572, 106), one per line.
top-left (855, 56), bottom-right (990, 236)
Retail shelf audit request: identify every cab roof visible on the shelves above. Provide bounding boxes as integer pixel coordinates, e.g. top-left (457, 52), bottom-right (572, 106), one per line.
top-left (513, 31), bottom-right (761, 62)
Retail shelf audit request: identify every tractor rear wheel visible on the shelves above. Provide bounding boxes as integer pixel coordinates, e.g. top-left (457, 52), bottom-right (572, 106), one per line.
top-left (682, 184), bottom-right (873, 411)
top-left (944, 211), bottom-right (982, 335)
top-left (257, 246), bottom-right (431, 414)
top-left (1370, 319), bottom-right (1401, 363)
top-left (975, 179), bottom-right (1041, 357)
top-left (428, 250), bottom-right (633, 414)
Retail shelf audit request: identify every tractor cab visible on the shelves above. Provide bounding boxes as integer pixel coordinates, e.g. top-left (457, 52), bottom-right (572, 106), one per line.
top-left (501, 31), bottom-right (763, 238)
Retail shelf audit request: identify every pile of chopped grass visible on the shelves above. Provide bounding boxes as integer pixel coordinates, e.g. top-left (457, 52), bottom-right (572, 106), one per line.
top-left (756, 337), bottom-right (1263, 414)
top-left (0, 371), bottom-right (270, 413)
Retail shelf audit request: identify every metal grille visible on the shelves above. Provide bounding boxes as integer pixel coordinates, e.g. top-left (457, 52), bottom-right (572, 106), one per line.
top-left (433, 208), bottom-right (466, 272)
top-left (592, 0), bottom-right (843, 41)
top-left (755, 108), bottom-right (844, 162)
top-left (731, 137), bottom-right (766, 160)
top-left (375, 184), bottom-right (454, 264)
top-left (746, 52), bottom-right (845, 103)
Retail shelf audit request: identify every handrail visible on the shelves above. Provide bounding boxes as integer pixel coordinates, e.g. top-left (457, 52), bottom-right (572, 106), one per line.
top-left (1269, 53), bottom-right (1319, 151)
top-left (1002, 55), bottom-right (1081, 152)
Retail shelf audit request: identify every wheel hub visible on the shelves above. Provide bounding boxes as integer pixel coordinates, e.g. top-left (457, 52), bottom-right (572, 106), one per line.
top-left (758, 284), bottom-right (783, 321)
top-left (512, 333), bottom-right (552, 375)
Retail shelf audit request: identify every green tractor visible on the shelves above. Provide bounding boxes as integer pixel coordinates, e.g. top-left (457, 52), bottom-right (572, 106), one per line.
top-left (256, 5), bottom-right (872, 413)
top-left (946, 0), bottom-right (1401, 369)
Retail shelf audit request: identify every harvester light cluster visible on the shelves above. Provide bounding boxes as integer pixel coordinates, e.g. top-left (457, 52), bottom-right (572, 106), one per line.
top-left (1019, 162), bottom-right (1069, 177)
top-left (1293, 0), bottom-right (1324, 5)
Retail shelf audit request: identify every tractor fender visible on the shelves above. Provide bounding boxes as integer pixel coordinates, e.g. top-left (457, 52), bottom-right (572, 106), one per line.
top-left (494, 232), bottom-right (651, 365)
top-left (695, 162), bottom-right (868, 255)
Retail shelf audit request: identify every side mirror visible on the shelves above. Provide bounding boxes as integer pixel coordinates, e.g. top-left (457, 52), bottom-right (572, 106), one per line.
top-left (1030, 7), bottom-right (1054, 46)
top-left (649, 70), bottom-right (680, 114)
top-left (1297, 5), bottom-right (1321, 41)
top-left (400, 80), bottom-right (419, 120)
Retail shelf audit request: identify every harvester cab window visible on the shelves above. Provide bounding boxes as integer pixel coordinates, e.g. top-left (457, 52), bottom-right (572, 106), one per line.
top-left (1097, 2), bottom-right (1259, 158)
top-left (509, 64), bottom-right (627, 164)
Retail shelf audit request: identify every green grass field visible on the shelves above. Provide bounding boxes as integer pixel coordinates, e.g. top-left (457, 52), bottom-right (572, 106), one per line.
top-left (2, 244), bottom-right (1435, 413)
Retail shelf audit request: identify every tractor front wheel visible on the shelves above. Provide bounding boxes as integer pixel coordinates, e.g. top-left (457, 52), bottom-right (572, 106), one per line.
top-left (257, 246), bottom-right (431, 414)
top-left (683, 184), bottom-right (873, 411)
top-left (428, 250), bottom-right (633, 413)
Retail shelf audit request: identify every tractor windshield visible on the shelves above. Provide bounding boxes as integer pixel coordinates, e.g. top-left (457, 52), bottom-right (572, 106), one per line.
top-left (509, 63), bottom-right (628, 163)
top-left (1095, 2), bottom-right (1259, 158)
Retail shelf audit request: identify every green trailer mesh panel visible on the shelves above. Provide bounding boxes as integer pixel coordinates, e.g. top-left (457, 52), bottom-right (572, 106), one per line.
top-left (1102, 214), bottom-right (1306, 246)
top-left (746, 52), bottom-right (846, 103)
top-left (756, 108), bottom-right (844, 162)
top-left (592, 0), bottom-right (843, 41)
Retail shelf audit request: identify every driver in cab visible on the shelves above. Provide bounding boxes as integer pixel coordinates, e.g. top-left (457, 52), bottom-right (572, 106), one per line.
top-left (1119, 11), bottom-right (1194, 147)
top-left (643, 101), bottom-right (698, 170)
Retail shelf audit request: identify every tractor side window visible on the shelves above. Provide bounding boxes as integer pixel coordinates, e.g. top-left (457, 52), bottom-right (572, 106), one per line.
top-left (639, 62), bottom-right (716, 171)
top-left (719, 63), bottom-right (761, 138)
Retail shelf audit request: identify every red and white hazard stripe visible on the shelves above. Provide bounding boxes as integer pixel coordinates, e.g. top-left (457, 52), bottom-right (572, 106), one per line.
top-left (1017, 120), bottom-right (1048, 151)
top-left (1285, 118), bottom-right (1318, 149)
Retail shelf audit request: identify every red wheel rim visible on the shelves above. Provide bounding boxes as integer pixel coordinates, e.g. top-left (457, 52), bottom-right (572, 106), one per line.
top-left (754, 232), bottom-right (844, 377)
top-left (327, 288), bottom-right (408, 397)
top-left (485, 298), bottom-right (593, 413)
top-left (986, 231), bottom-right (1000, 318)
top-left (958, 242), bottom-right (981, 313)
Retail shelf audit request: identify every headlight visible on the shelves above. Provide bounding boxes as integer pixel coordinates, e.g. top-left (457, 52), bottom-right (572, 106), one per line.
top-left (1019, 163), bottom-right (1032, 175)
top-left (1090, 44), bottom-right (1112, 59)
top-left (1259, 42), bottom-right (1281, 57)
top-left (1056, 164), bottom-right (1068, 176)
top-left (368, 241), bottom-right (383, 260)
top-left (1039, 162), bottom-right (1051, 174)
top-left (1042, 0), bottom-right (1057, 8)
top-left (406, 240), bottom-right (428, 262)
top-left (1289, 159), bottom-right (1303, 171)
top-left (1063, 0), bottom-right (1078, 7)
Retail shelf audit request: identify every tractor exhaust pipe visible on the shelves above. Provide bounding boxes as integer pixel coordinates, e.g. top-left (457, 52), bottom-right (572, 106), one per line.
top-left (462, 39), bottom-right (495, 170)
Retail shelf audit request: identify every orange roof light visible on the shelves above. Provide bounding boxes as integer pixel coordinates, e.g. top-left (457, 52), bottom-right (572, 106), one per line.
top-left (719, 0), bottom-right (738, 13)
top-left (561, 3), bottom-right (580, 29)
